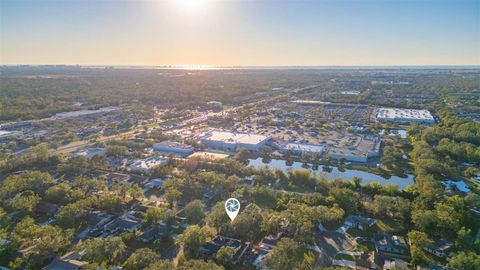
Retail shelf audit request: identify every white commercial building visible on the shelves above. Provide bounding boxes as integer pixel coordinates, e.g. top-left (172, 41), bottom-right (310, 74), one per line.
top-left (129, 157), bottom-right (168, 173)
top-left (376, 108), bottom-right (435, 124)
top-left (327, 135), bottom-right (381, 162)
top-left (280, 143), bottom-right (326, 156)
top-left (153, 141), bottom-right (194, 157)
top-left (51, 106), bottom-right (121, 120)
top-left (0, 130), bottom-right (17, 141)
top-left (75, 147), bottom-right (106, 159)
top-left (201, 131), bottom-right (270, 152)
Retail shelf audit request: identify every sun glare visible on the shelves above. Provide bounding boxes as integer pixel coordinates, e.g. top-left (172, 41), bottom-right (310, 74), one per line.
top-left (176, 0), bottom-right (212, 13)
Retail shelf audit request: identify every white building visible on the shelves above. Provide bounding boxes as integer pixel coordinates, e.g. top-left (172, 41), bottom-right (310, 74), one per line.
top-left (75, 147), bottom-right (106, 160)
top-left (207, 101), bottom-right (223, 109)
top-left (129, 157), bottom-right (168, 173)
top-left (153, 141), bottom-right (194, 157)
top-left (327, 135), bottom-right (380, 162)
top-left (0, 130), bottom-right (17, 142)
top-left (201, 131), bottom-right (270, 152)
top-left (376, 108), bottom-right (435, 124)
top-left (52, 106), bottom-right (121, 120)
top-left (280, 143), bottom-right (326, 156)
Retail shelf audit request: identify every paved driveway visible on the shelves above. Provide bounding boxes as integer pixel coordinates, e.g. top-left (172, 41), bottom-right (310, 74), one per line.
top-left (315, 231), bottom-right (353, 267)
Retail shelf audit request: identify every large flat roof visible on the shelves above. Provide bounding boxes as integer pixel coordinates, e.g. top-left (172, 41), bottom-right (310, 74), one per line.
top-left (154, 140), bottom-right (193, 150)
top-left (204, 131), bottom-right (270, 145)
top-left (283, 143), bottom-right (325, 153)
top-left (377, 108), bottom-right (434, 121)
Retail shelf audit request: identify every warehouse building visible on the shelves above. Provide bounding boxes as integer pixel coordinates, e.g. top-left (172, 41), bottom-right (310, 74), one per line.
top-left (51, 106), bottom-right (121, 120)
top-left (327, 135), bottom-right (380, 162)
top-left (153, 141), bottom-right (194, 157)
top-left (376, 108), bottom-right (435, 124)
top-left (201, 131), bottom-right (271, 152)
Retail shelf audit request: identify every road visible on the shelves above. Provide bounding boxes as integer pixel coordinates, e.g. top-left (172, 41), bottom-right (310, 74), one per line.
top-left (9, 84), bottom-right (320, 157)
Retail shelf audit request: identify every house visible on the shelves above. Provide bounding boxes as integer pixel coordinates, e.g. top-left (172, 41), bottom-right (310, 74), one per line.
top-left (374, 233), bottom-right (409, 259)
top-left (199, 235), bottom-right (242, 259)
top-left (143, 178), bottom-right (165, 189)
top-left (355, 252), bottom-right (381, 270)
top-left (383, 258), bottom-right (409, 270)
top-left (249, 235), bottom-right (279, 268)
top-left (78, 211), bottom-right (115, 238)
top-left (36, 202), bottom-right (58, 217)
top-left (138, 225), bottom-right (168, 242)
top-left (344, 215), bottom-right (377, 230)
top-left (101, 172), bottom-right (131, 183)
top-left (424, 239), bottom-right (454, 258)
top-left (104, 216), bottom-right (141, 234)
top-left (85, 211), bottom-right (115, 229)
top-left (42, 251), bottom-right (87, 270)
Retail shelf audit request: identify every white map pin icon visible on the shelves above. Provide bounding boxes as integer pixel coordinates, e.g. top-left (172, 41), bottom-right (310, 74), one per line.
top-left (225, 198), bottom-right (240, 221)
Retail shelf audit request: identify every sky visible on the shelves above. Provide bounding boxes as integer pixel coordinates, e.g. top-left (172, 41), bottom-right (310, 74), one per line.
top-left (1, 0), bottom-right (479, 66)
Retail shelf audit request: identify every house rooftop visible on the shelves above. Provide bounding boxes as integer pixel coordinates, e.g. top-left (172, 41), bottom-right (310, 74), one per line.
top-left (374, 233), bottom-right (408, 251)
top-left (200, 235), bottom-right (242, 256)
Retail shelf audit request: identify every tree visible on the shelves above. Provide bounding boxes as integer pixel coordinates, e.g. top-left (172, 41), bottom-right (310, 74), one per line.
top-left (229, 204), bottom-right (263, 242)
top-left (56, 203), bottom-right (81, 227)
top-left (11, 217), bottom-right (73, 260)
top-left (265, 238), bottom-right (315, 270)
top-left (215, 246), bottom-right (235, 266)
top-left (181, 225), bottom-right (213, 259)
top-left (96, 193), bottom-right (125, 213)
top-left (123, 248), bottom-right (158, 270)
top-left (73, 176), bottom-right (106, 194)
top-left (234, 147), bottom-right (250, 162)
top-left (261, 212), bottom-right (283, 236)
top-left (369, 195), bottom-right (392, 217)
top-left (184, 200), bottom-right (206, 224)
top-left (89, 154), bottom-right (108, 169)
top-left (106, 145), bottom-right (128, 157)
top-left (456, 227), bottom-right (474, 250)
top-left (82, 236), bottom-right (126, 265)
top-left (0, 171), bottom-right (54, 200)
top-left (206, 202), bottom-right (229, 232)
top-left (33, 143), bottom-right (50, 164)
top-left (145, 260), bottom-right (175, 270)
top-left (329, 188), bottom-right (360, 214)
top-left (178, 260), bottom-right (223, 270)
top-left (165, 188), bottom-right (182, 207)
top-left (249, 185), bottom-right (276, 208)
top-left (143, 206), bottom-right (174, 226)
top-left (45, 183), bottom-right (83, 205)
top-left (407, 230), bottom-right (433, 265)
top-left (448, 252), bottom-right (480, 270)
top-left (8, 191), bottom-right (40, 213)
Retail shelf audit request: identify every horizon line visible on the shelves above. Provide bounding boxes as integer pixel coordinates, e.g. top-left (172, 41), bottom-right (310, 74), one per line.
top-left (1, 64), bottom-right (480, 70)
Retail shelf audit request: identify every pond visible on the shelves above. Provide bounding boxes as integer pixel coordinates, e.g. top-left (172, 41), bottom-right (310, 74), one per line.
top-left (248, 158), bottom-right (414, 190)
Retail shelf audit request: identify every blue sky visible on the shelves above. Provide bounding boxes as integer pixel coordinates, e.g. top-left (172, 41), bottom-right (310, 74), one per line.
top-left (1, 0), bottom-right (479, 66)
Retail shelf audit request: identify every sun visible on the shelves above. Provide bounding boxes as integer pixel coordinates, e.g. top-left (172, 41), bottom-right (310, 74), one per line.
top-left (176, 0), bottom-right (212, 12)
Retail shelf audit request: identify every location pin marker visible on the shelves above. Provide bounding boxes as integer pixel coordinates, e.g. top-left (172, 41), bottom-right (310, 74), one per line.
top-left (225, 198), bottom-right (240, 221)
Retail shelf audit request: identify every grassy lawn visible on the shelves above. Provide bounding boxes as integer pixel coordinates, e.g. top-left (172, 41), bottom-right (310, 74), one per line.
top-left (334, 253), bottom-right (356, 261)
top-left (354, 241), bottom-right (375, 252)
top-left (347, 228), bottom-right (373, 238)
top-left (375, 219), bottom-right (405, 234)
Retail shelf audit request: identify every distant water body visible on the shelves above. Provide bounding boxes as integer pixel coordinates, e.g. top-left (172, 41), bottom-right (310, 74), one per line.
top-left (75, 65), bottom-right (480, 71)
top-left (248, 158), bottom-right (414, 190)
